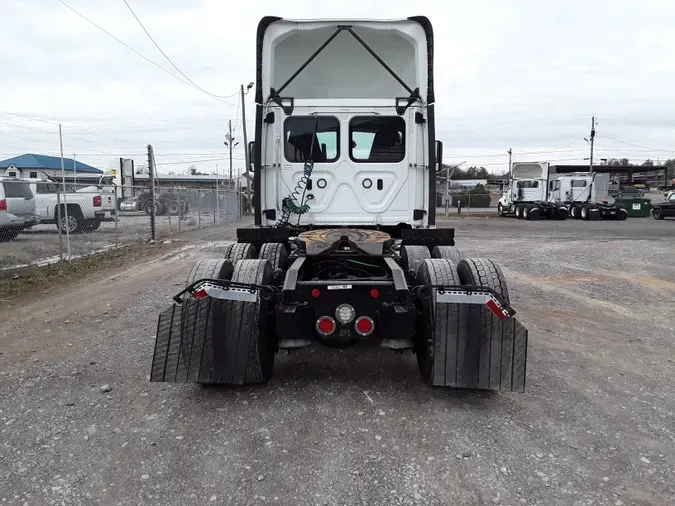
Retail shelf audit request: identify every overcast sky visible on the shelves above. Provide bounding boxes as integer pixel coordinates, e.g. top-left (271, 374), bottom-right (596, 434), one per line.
top-left (1, 0), bottom-right (674, 175)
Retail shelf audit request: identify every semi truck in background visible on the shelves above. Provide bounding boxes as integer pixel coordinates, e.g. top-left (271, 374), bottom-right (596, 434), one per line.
top-left (497, 162), bottom-right (569, 220)
top-left (549, 172), bottom-right (628, 220)
top-left (498, 162), bottom-right (628, 221)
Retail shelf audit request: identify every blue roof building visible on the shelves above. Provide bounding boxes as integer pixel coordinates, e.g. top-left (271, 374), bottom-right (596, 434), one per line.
top-left (0, 153), bottom-right (102, 174)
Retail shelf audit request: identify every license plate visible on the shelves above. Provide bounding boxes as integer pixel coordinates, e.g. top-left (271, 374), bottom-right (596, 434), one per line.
top-left (327, 284), bottom-right (352, 290)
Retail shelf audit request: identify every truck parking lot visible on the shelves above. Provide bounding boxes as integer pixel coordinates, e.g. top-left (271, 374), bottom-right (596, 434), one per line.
top-left (0, 217), bottom-right (673, 505)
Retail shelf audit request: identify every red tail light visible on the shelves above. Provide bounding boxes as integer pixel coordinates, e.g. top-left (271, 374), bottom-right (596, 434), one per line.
top-left (0, 199), bottom-right (6, 211)
top-left (93, 195), bottom-right (102, 207)
top-left (355, 316), bottom-right (374, 336)
top-left (316, 316), bottom-right (336, 336)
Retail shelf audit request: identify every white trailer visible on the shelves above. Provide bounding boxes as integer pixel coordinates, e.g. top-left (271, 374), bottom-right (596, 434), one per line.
top-left (497, 162), bottom-right (568, 220)
top-left (549, 172), bottom-right (628, 220)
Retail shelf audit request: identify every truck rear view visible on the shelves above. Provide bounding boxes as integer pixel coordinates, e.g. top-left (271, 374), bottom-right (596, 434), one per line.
top-left (150, 16), bottom-right (529, 392)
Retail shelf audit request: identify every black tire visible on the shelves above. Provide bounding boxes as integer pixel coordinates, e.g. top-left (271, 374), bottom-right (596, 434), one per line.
top-left (497, 203), bottom-right (507, 217)
top-left (218, 259), bottom-right (275, 384)
top-left (617, 208), bottom-right (628, 221)
top-left (415, 258), bottom-right (463, 385)
top-left (456, 257), bottom-right (510, 303)
top-left (166, 201), bottom-right (181, 216)
top-left (258, 243), bottom-right (289, 271)
top-left (0, 228), bottom-right (20, 242)
top-left (57, 207), bottom-right (84, 234)
top-left (529, 208), bottom-right (540, 221)
top-left (401, 245), bottom-right (431, 277)
top-left (653, 208), bottom-right (663, 220)
top-left (431, 246), bottom-right (465, 265)
top-left (514, 205), bottom-right (523, 219)
top-left (580, 205), bottom-right (590, 221)
top-left (224, 242), bottom-right (257, 263)
top-left (522, 205), bottom-right (531, 220)
top-left (144, 200), bottom-right (161, 216)
top-left (570, 205), bottom-right (580, 219)
top-left (556, 207), bottom-right (569, 220)
top-left (588, 209), bottom-right (601, 221)
top-left (179, 259), bottom-right (235, 382)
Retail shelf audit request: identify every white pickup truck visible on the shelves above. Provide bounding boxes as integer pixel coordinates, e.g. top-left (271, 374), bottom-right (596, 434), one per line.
top-left (29, 181), bottom-right (113, 233)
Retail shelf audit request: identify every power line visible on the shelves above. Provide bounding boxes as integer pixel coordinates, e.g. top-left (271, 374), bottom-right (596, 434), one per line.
top-left (596, 133), bottom-right (675, 153)
top-left (121, 0), bottom-right (238, 104)
top-left (55, 0), bottom-right (237, 107)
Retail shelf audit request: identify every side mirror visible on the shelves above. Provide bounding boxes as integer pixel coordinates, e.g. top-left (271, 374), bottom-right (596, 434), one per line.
top-left (435, 140), bottom-right (443, 172)
top-left (248, 141), bottom-right (255, 168)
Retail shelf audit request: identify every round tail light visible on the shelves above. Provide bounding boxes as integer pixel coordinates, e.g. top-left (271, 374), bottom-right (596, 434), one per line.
top-left (316, 316), bottom-right (336, 336)
top-left (355, 316), bottom-right (374, 336)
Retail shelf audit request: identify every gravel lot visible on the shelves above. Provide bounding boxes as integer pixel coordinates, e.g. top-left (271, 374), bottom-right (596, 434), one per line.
top-left (1, 217), bottom-right (673, 505)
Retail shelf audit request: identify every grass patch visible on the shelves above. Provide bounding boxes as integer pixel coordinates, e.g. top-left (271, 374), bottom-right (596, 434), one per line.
top-left (0, 240), bottom-right (180, 301)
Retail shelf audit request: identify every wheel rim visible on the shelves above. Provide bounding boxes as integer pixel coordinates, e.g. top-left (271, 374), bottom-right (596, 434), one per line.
top-left (61, 215), bottom-right (77, 232)
top-left (168, 202), bottom-right (179, 213)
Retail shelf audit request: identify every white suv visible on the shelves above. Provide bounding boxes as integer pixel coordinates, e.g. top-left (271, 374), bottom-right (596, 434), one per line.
top-left (0, 179), bottom-right (40, 242)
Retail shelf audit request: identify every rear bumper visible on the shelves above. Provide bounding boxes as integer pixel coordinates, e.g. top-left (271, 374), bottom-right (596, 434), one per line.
top-left (275, 282), bottom-right (416, 343)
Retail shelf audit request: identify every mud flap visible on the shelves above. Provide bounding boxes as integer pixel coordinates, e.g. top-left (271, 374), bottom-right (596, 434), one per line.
top-left (430, 308), bottom-right (528, 392)
top-left (150, 297), bottom-right (255, 384)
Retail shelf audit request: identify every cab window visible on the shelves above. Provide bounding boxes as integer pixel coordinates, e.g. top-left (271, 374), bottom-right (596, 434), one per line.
top-left (571, 180), bottom-right (587, 188)
top-left (517, 180), bottom-right (539, 189)
top-left (349, 117), bottom-right (405, 163)
top-left (284, 116), bottom-right (339, 163)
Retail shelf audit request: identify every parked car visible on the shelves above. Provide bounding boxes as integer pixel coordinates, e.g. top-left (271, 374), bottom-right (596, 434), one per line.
top-left (0, 179), bottom-right (40, 242)
top-left (652, 191), bottom-right (675, 220)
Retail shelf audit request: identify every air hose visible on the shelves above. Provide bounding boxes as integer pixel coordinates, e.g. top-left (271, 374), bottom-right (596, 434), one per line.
top-left (275, 116), bottom-right (319, 228)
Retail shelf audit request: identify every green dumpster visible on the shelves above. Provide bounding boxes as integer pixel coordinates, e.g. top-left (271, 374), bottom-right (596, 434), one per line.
top-left (614, 198), bottom-right (652, 217)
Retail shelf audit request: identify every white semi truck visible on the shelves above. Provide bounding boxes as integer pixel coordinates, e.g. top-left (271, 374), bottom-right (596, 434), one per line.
top-left (497, 162), bottom-right (569, 220)
top-left (149, 16), bottom-right (528, 392)
top-left (549, 172), bottom-right (628, 220)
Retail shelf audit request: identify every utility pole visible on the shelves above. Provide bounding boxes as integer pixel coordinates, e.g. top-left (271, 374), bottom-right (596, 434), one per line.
top-left (241, 83), bottom-right (253, 213)
top-left (589, 115), bottom-right (596, 173)
top-left (224, 120), bottom-right (238, 192)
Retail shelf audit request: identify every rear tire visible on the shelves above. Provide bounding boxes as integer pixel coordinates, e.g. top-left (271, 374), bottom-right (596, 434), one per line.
top-left (618, 208), bottom-right (628, 221)
top-left (224, 242), bottom-right (257, 263)
top-left (258, 243), bottom-right (289, 271)
top-left (401, 245), bottom-right (431, 277)
top-left (219, 259), bottom-right (275, 384)
top-left (653, 208), bottom-right (663, 220)
top-left (522, 205), bottom-right (531, 220)
top-left (179, 259), bottom-right (235, 382)
top-left (166, 201), bottom-right (181, 216)
top-left (570, 205), bottom-right (580, 219)
top-left (580, 205), bottom-right (590, 220)
top-left (415, 258), bottom-right (463, 385)
top-left (456, 257), bottom-right (510, 303)
top-left (514, 205), bottom-right (523, 219)
top-left (431, 245), bottom-right (465, 265)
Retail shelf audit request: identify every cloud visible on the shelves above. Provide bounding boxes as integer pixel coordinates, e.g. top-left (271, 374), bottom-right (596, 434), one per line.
top-left (1, 0), bottom-right (674, 174)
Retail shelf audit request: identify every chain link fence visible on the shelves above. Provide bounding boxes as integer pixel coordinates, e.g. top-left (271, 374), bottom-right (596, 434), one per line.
top-left (0, 178), bottom-right (242, 272)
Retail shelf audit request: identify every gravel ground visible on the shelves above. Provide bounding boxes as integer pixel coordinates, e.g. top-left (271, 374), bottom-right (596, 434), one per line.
top-left (0, 217), bottom-right (674, 505)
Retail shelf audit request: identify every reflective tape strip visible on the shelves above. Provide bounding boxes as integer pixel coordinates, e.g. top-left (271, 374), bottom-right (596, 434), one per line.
top-left (436, 289), bottom-right (511, 320)
top-left (193, 282), bottom-right (257, 302)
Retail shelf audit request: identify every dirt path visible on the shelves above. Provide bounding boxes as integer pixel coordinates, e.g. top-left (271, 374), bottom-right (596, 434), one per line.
top-left (0, 219), bottom-right (673, 506)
